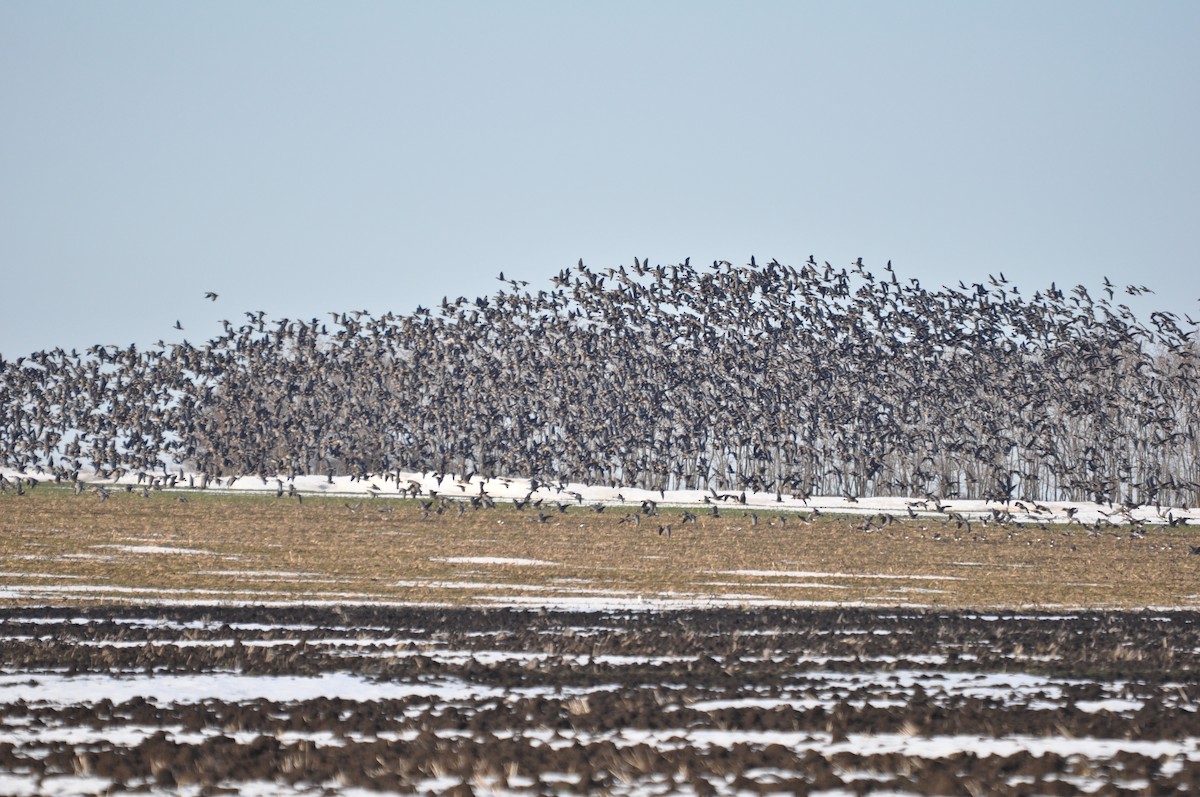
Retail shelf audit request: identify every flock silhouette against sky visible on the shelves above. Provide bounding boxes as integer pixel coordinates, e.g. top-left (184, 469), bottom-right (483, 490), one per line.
top-left (1, 258), bottom-right (1197, 508)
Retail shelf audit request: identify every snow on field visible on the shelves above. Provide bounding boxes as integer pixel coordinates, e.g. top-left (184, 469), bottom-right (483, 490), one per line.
top-left (0, 671), bottom-right (512, 706)
top-left (94, 544), bottom-right (213, 555)
top-left (1, 650), bottom-right (1197, 793)
top-left (0, 607), bottom-right (1196, 795)
top-left (430, 556), bottom-right (560, 566)
top-left (3, 579), bottom-right (1194, 611)
top-left (5, 466), bottom-right (1196, 526)
top-left (713, 569), bottom-right (967, 581)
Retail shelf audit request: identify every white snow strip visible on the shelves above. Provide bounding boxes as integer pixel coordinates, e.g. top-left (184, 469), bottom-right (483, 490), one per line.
top-left (93, 545), bottom-right (212, 555)
top-left (713, 570), bottom-right (966, 581)
top-left (701, 581), bottom-right (852, 589)
top-left (430, 557), bottom-right (560, 566)
top-left (8, 466), bottom-right (1195, 528)
top-left (193, 570), bottom-right (327, 578)
top-left (0, 672), bottom-right (507, 706)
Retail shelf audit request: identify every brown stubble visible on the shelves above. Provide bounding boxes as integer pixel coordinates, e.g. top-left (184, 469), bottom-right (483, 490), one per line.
top-left (0, 488), bottom-right (1197, 609)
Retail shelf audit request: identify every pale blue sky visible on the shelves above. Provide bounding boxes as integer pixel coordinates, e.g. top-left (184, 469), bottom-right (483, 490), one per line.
top-left (2, 1), bottom-right (1198, 357)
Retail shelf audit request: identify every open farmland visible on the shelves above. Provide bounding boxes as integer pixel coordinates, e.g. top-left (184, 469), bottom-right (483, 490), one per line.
top-left (1, 486), bottom-right (1199, 610)
top-left (2, 257), bottom-right (1199, 793)
top-left (0, 604), bottom-right (1198, 796)
top-left (1, 487), bottom-right (1200, 795)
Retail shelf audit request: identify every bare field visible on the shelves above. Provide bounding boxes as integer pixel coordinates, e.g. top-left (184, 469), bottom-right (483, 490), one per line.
top-left (3, 489), bottom-right (1200, 795)
top-left (0, 605), bottom-right (1198, 796)
top-left (2, 487), bottom-right (1197, 610)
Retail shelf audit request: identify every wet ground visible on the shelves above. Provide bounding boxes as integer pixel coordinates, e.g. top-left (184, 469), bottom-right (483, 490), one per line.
top-left (1, 605), bottom-right (1198, 795)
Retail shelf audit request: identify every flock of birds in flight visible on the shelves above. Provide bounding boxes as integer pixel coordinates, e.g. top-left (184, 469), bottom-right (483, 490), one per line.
top-left (0, 257), bottom-right (1197, 511)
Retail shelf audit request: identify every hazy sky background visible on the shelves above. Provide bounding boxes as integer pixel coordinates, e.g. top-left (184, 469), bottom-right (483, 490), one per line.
top-left (2, 1), bottom-right (1198, 358)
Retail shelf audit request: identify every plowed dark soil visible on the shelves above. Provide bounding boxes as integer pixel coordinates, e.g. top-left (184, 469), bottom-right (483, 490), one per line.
top-left (1, 605), bottom-right (1198, 795)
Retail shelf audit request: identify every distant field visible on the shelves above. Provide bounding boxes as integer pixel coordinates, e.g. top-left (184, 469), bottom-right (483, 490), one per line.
top-left (1, 487), bottom-right (1198, 610)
